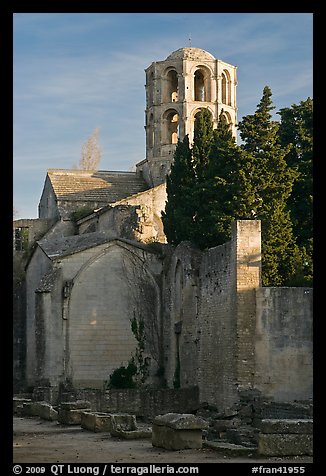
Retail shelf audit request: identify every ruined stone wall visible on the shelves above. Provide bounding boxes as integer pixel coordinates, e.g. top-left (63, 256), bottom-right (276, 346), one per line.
top-left (233, 220), bottom-right (262, 390)
top-left (163, 221), bottom-right (262, 411)
top-left (197, 241), bottom-right (238, 410)
top-left (56, 242), bottom-right (163, 388)
top-left (25, 247), bottom-right (53, 386)
top-left (13, 280), bottom-right (26, 392)
top-left (13, 218), bottom-right (54, 252)
top-left (86, 388), bottom-right (199, 417)
top-left (35, 269), bottom-right (65, 387)
top-left (255, 287), bottom-right (313, 401)
top-left (162, 243), bottom-right (202, 389)
top-left (77, 184), bottom-right (167, 243)
top-left (58, 200), bottom-right (110, 221)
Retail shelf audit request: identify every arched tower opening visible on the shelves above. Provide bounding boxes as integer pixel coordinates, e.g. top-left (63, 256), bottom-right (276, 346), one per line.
top-left (164, 69), bottom-right (179, 103)
top-left (163, 109), bottom-right (179, 145)
top-left (222, 69), bottom-right (232, 106)
top-left (194, 67), bottom-right (211, 102)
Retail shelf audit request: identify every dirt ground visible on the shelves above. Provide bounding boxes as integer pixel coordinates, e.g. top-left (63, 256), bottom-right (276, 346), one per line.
top-left (13, 417), bottom-right (313, 465)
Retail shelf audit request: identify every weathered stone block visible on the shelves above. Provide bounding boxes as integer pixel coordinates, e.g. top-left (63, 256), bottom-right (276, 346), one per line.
top-left (152, 425), bottom-right (203, 450)
top-left (13, 398), bottom-right (32, 415)
top-left (58, 407), bottom-right (91, 425)
top-left (81, 412), bottom-right (114, 432)
top-left (111, 428), bottom-right (152, 439)
top-left (35, 402), bottom-right (58, 421)
top-left (109, 414), bottom-right (137, 435)
top-left (152, 413), bottom-right (208, 450)
top-left (153, 413), bottom-right (209, 430)
top-left (59, 400), bottom-right (91, 410)
top-left (258, 434), bottom-right (313, 456)
top-left (259, 419), bottom-right (313, 434)
top-left (213, 418), bottom-right (241, 432)
top-left (22, 402), bottom-right (40, 417)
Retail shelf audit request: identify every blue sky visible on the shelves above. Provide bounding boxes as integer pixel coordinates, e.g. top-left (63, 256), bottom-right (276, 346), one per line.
top-left (13, 12), bottom-right (313, 219)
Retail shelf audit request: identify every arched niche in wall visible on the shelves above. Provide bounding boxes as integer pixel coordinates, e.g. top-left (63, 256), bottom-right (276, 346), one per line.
top-left (163, 68), bottom-right (179, 103)
top-left (222, 69), bottom-right (232, 106)
top-left (162, 108), bottom-right (179, 144)
top-left (148, 71), bottom-right (154, 105)
top-left (194, 66), bottom-right (211, 102)
top-left (147, 112), bottom-right (154, 148)
top-left (66, 242), bottom-right (161, 387)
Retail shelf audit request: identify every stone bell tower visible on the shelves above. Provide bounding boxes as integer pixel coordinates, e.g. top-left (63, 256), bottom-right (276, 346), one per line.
top-left (136, 47), bottom-right (237, 187)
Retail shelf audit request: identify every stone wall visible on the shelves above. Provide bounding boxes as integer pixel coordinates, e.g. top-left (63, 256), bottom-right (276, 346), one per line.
top-left (35, 268), bottom-right (65, 386)
top-left (13, 218), bottom-right (54, 252)
top-left (162, 243), bottom-right (202, 389)
top-left (31, 240), bottom-right (164, 389)
top-left (233, 220), bottom-right (262, 390)
top-left (25, 247), bottom-right (53, 386)
top-left (77, 184), bottom-right (167, 244)
top-left (70, 387), bottom-right (200, 418)
top-left (197, 241), bottom-right (238, 409)
top-left (162, 220), bottom-right (262, 411)
top-left (255, 287), bottom-right (313, 401)
top-left (13, 280), bottom-right (26, 392)
top-left (38, 176), bottom-right (59, 220)
top-left (21, 220), bottom-right (312, 409)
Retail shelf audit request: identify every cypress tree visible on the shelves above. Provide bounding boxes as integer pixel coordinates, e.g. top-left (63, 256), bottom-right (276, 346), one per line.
top-left (197, 111), bottom-right (244, 247)
top-left (237, 86), bottom-right (300, 286)
top-left (277, 98), bottom-right (313, 285)
top-left (189, 108), bottom-right (215, 248)
top-left (162, 135), bottom-right (195, 245)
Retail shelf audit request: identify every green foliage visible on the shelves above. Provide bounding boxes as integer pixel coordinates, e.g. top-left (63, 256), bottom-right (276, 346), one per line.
top-left (237, 86), bottom-right (301, 286)
top-left (194, 111), bottom-right (244, 248)
top-left (130, 317), bottom-right (149, 386)
top-left (162, 135), bottom-right (196, 245)
top-left (277, 98), bottom-right (313, 285)
top-left (163, 87), bottom-right (313, 287)
top-left (70, 207), bottom-right (94, 222)
top-left (108, 362), bottom-right (137, 389)
top-left (173, 357), bottom-right (180, 389)
top-left (107, 316), bottom-right (149, 389)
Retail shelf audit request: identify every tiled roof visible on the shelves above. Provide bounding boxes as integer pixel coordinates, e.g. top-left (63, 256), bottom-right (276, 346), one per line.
top-left (47, 169), bottom-right (149, 203)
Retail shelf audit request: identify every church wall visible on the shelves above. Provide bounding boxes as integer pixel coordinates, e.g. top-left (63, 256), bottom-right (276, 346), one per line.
top-left (35, 271), bottom-right (65, 386)
top-left (13, 280), bottom-right (26, 392)
top-left (254, 287), bottom-right (313, 401)
top-left (161, 243), bottom-right (202, 389)
top-left (54, 242), bottom-right (163, 388)
top-left (25, 247), bottom-right (53, 386)
top-left (57, 199), bottom-right (110, 220)
top-left (38, 178), bottom-right (59, 220)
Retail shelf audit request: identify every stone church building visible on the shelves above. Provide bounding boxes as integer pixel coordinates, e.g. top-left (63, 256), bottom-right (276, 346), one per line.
top-left (13, 48), bottom-right (312, 413)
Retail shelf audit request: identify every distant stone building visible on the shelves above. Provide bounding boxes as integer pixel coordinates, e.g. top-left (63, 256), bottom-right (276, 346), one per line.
top-left (13, 48), bottom-right (312, 412)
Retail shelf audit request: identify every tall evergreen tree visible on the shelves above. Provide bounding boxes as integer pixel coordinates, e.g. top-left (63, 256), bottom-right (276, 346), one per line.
top-left (163, 90), bottom-right (309, 286)
top-left (237, 86), bottom-right (300, 286)
top-left (277, 99), bottom-right (313, 285)
top-left (197, 111), bottom-right (244, 247)
top-left (162, 135), bottom-right (195, 245)
top-left (189, 108), bottom-right (215, 248)
top-left (192, 108), bottom-right (214, 178)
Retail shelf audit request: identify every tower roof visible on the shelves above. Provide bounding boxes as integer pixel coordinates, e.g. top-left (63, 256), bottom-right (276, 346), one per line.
top-left (166, 47), bottom-right (215, 61)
